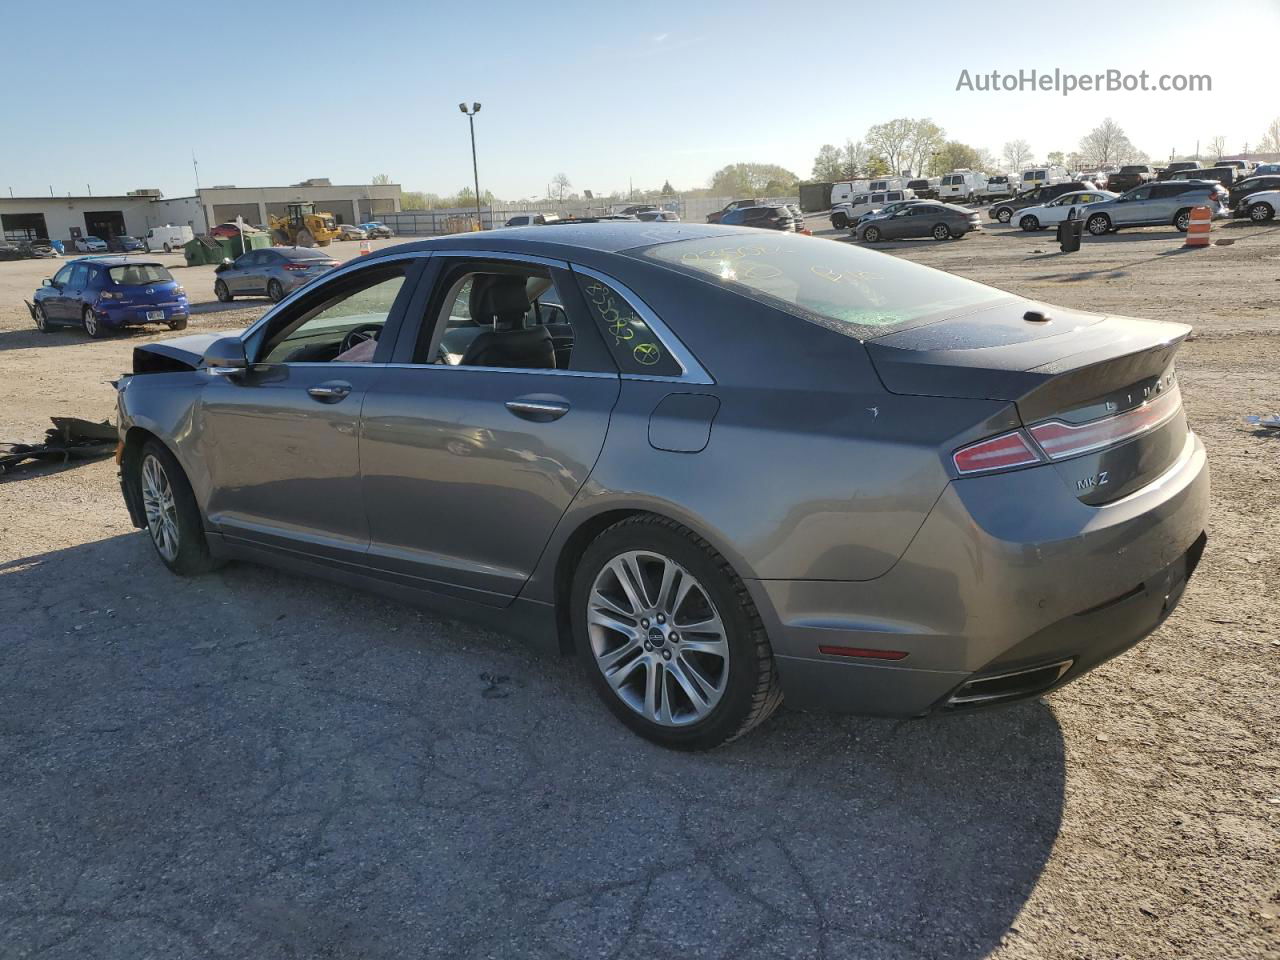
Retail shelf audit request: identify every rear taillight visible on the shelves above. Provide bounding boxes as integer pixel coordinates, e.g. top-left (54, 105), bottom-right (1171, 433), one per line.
top-left (1028, 384), bottom-right (1181, 461)
top-left (282, 263), bottom-right (310, 271)
top-left (953, 430), bottom-right (1043, 475)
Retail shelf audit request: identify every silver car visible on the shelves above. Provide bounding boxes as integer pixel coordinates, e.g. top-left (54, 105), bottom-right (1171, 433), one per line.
top-left (1083, 180), bottom-right (1230, 235)
top-left (213, 247), bottom-right (339, 303)
top-left (117, 224), bottom-right (1208, 748)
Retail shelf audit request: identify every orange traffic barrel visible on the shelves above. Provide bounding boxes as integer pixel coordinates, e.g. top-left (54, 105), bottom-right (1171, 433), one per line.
top-left (358, 238), bottom-right (372, 256)
top-left (1184, 205), bottom-right (1211, 247)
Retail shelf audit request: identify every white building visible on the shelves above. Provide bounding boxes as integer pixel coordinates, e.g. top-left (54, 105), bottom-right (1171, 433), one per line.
top-left (0, 179), bottom-right (401, 244)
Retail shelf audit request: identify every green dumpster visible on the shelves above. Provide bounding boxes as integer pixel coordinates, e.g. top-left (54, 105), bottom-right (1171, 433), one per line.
top-left (183, 236), bottom-right (224, 266)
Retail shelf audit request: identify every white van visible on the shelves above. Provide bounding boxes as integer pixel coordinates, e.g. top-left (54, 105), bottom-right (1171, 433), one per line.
top-left (829, 189), bottom-right (915, 229)
top-left (830, 181), bottom-right (871, 206)
top-left (981, 174), bottom-right (1016, 199)
top-left (1018, 165), bottom-right (1069, 192)
top-left (937, 170), bottom-right (988, 202)
top-left (144, 224), bottom-right (194, 253)
top-left (867, 177), bottom-right (907, 193)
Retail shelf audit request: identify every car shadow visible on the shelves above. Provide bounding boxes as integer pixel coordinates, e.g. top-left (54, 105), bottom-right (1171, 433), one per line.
top-left (0, 325), bottom-right (179, 353)
top-left (1, 532), bottom-right (1067, 958)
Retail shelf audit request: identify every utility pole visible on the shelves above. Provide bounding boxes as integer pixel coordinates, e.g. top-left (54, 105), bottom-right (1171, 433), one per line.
top-left (458, 103), bottom-right (483, 229)
top-left (192, 150), bottom-right (201, 192)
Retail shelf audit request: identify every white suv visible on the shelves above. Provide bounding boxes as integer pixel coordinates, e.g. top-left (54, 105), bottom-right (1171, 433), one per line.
top-left (829, 189), bottom-right (915, 229)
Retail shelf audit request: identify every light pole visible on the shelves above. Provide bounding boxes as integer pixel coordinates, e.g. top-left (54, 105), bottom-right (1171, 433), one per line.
top-left (458, 102), bottom-right (483, 229)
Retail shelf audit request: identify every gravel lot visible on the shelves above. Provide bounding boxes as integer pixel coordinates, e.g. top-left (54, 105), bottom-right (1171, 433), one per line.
top-left (1, 221), bottom-right (1276, 960)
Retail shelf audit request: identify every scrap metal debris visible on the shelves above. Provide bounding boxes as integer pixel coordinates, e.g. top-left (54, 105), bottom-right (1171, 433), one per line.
top-left (1243, 414), bottom-right (1280, 430)
top-left (0, 417), bottom-right (116, 475)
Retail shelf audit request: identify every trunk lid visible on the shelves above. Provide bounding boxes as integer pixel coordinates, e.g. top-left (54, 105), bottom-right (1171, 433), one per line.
top-left (866, 302), bottom-right (1191, 504)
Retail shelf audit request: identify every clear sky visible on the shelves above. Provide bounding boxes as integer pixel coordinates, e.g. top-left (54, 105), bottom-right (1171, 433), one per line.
top-left (1, 0), bottom-right (1275, 200)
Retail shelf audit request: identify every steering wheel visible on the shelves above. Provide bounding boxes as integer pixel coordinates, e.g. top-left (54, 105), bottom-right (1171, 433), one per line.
top-left (339, 323), bottom-right (382, 354)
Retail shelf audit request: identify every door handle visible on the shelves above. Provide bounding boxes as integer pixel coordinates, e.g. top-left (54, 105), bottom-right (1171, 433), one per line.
top-left (307, 381), bottom-right (353, 403)
top-left (505, 398), bottom-right (570, 422)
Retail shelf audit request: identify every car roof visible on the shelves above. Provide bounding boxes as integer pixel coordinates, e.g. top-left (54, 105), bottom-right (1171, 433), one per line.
top-left (76, 256), bottom-right (164, 267)
top-left (362, 222), bottom-right (761, 263)
top-left (276, 247), bottom-right (336, 260)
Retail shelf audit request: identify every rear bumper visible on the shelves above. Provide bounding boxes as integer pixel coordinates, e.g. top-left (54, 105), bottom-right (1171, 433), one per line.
top-left (751, 430), bottom-right (1209, 717)
top-left (99, 302), bottom-right (189, 327)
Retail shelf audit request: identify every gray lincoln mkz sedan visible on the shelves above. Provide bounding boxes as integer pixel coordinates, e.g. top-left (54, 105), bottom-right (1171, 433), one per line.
top-left (117, 224), bottom-right (1208, 748)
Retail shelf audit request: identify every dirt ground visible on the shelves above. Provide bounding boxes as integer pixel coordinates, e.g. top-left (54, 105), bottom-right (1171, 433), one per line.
top-left (0, 221), bottom-right (1276, 960)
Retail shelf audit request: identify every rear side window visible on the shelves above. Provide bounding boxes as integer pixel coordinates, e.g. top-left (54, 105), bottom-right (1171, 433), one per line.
top-left (575, 275), bottom-right (682, 376)
top-left (637, 232), bottom-right (1005, 339)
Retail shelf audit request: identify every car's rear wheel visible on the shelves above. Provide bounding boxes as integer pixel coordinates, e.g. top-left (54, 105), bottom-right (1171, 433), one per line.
top-left (832, 213), bottom-right (848, 229)
top-left (1173, 208), bottom-right (1192, 232)
top-left (1020, 214), bottom-right (1040, 231)
top-left (167, 316), bottom-right (188, 331)
top-left (33, 303), bottom-right (49, 333)
top-left (163, 243), bottom-right (172, 253)
top-left (862, 225), bottom-right (881, 242)
top-left (997, 207), bottom-right (1013, 223)
top-left (931, 223), bottom-right (951, 241)
top-left (137, 440), bottom-right (220, 576)
top-left (572, 515), bottom-right (782, 749)
top-left (1249, 201), bottom-right (1274, 222)
top-left (214, 279), bottom-right (233, 302)
top-left (1087, 214), bottom-right (1112, 236)
top-left (267, 279), bottom-right (285, 303)
top-left (82, 307), bottom-right (108, 339)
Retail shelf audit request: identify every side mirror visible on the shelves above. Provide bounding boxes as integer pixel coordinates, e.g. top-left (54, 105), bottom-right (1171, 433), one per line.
top-left (42, 278), bottom-right (55, 287)
top-left (203, 336), bottom-right (248, 377)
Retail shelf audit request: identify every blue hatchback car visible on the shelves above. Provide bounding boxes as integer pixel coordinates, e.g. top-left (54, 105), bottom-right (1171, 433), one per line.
top-left (28, 257), bottom-right (190, 338)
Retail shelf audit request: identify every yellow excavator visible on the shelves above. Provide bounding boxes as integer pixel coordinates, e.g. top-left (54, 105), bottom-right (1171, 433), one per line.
top-left (268, 201), bottom-right (340, 247)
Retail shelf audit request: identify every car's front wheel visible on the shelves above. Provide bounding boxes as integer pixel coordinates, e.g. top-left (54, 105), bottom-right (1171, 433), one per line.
top-left (572, 515), bottom-right (782, 749)
top-left (862, 225), bottom-right (881, 242)
top-left (136, 440), bottom-right (220, 576)
top-left (1087, 214), bottom-right (1112, 236)
top-left (1248, 201), bottom-right (1274, 222)
top-left (214, 279), bottom-right (233, 302)
top-left (997, 207), bottom-right (1013, 223)
top-left (33, 303), bottom-right (49, 332)
top-left (1020, 214), bottom-right (1040, 231)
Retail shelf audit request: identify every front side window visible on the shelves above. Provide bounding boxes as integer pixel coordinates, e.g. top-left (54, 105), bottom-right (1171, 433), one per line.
top-left (259, 267), bottom-right (408, 364)
top-left (635, 232), bottom-right (1005, 339)
top-left (69, 264), bottom-right (90, 287)
top-left (53, 265), bottom-right (73, 285)
top-left (576, 275), bottom-right (681, 377)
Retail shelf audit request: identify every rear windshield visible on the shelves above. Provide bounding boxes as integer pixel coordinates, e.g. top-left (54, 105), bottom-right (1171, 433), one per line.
top-left (108, 264), bottom-right (172, 285)
top-left (634, 233), bottom-right (1007, 339)
top-left (279, 248), bottom-right (333, 261)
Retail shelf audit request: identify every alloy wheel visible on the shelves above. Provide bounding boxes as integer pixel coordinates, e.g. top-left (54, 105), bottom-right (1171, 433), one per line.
top-left (34, 304), bottom-right (47, 331)
top-left (1250, 203), bottom-right (1271, 222)
top-left (998, 208), bottom-right (1012, 223)
top-left (932, 224), bottom-right (950, 240)
top-left (141, 454), bottom-right (180, 562)
top-left (82, 308), bottom-right (99, 337)
top-left (587, 550), bottom-right (730, 727)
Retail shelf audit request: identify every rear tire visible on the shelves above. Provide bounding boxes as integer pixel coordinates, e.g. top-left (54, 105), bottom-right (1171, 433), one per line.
top-left (832, 213), bottom-right (849, 229)
top-left (167, 316), bottom-right (188, 331)
top-left (214, 279), bottom-right (233, 302)
top-left (1020, 214), bottom-right (1040, 231)
top-left (997, 207), bottom-right (1013, 223)
top-left (296, 228), bottom-right (315, 247)
top-left (1087, 214), bottom-right (1112, 236)
top-left (267, 279), bottom-right (284, 303)
top-left (163, 243), bottom-right (172, 253)
top-left (932, 223), bottom-right (950, 241)
top-left (572, 515), bottom-right (783, 749)
top-left (82, 307), bottom-right (108, 339)
top-left (136, 440), bottom-right (220, 576)
top-left (272, 229), bottom-right (290, 245)
top-left (1249, 201), bottom-right (1274, 222)
top-left (862, 225), bottom-right (881, 243)
top-left (1174, 208), bottom-right (1192, 232)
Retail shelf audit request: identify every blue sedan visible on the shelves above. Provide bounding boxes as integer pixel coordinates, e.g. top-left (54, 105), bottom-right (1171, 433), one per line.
top-left (29, 257), bottom-right (190, 337)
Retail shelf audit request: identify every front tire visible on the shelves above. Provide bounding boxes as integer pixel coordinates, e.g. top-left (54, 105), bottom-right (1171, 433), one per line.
top-left (33, 303), bottom-right (49, 332)
top-left (82, 307), bottom-right (108, 339)
top-left (1020, 214), bottom-right (1040, 231)
top-left (1249, 201), bottom-right (1274, 222)
top-left (862, 225), bottom-right (881, 243)
top-left (267, 279), bottom-right (285, 303)
top-left (572, 515), bottom-right (782, 749)
top-left (1087, 214), bottom-right (1112, 236)
top-left (214, 279), bottom-right (233, 302)
top-left (997, 207), bottom-right (1013, 223)
top-left (137, 441), bottom-right (220, 576)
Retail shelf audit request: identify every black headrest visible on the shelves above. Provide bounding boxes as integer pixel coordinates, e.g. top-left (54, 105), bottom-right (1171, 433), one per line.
top-left (469, 274), bottom-right (529, 328)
